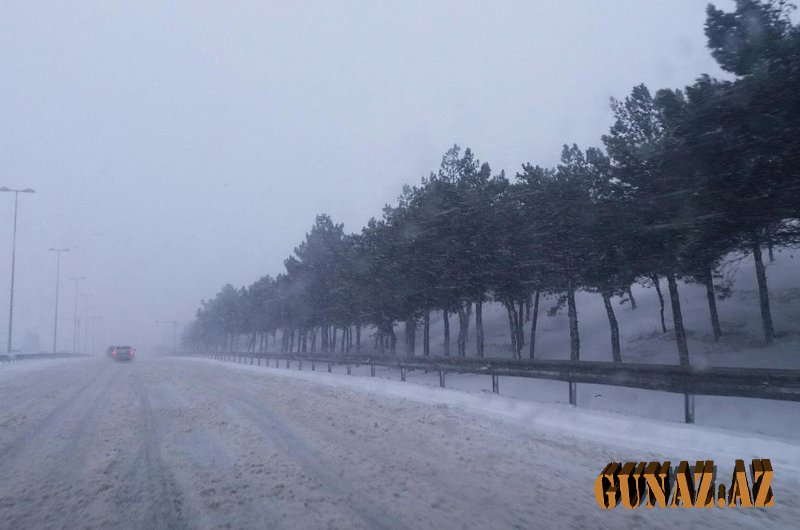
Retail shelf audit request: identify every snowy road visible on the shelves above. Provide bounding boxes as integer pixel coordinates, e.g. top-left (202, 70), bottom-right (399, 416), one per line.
top-left (0, 357), bottom-right (797, 529)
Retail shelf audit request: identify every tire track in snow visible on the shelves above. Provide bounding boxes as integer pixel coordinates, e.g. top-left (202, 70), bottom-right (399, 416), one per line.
top-left (112, 372), bottom-right (189, 529)
top-left (0, 360), bottom-right (110, 461)
top-left (199, 374), bottom-right (396, 530)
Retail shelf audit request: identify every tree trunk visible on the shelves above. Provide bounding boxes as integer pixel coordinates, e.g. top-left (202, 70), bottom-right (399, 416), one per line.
top-left (443, 310), bottom-right (450, 356)
top-left (356, 322), bottom-right (361, 352)
top-left (506, 304), bottom-right (518, 358)
top-left (627, 285), bottom-right (637, 310)
top-left (767, 234), bottom-right (775, 262)
top-left (529, 290), bottom-right (540, 359)
top-left (752, 242), bottom-right (774, 344)
top-left (567, 288), bottom-right (580, 361)
top-left (321, 324), bottom-right (328, 352)
top-left (703, 268), bottom-right (722, 342)
top-left (666, 272), bottom-right (690, 366)
top-left (525, 293), bottom-right (532, 322)
top-left (602, 291), bottom-right (621, 363)
top-left (389, 326), bottom-right (397, 355)
top-left (457, 307), bottom-right (466, 357)
top-left (476, 301), bottom-right (484, 358)
top-left (649, 274), bottom-right (667, 333)
top-left (516, 301), bottom-right (525, 348)
top-left (311, 328), bottom-right (317, 353)
top-left (331, 327), bottom-right (337, 354)
top-left (457, 303), bottom-right (471, 357)
top-left (340, 327), bottom-right (346, 353)
top-left (423, 310), bottom-right (430, 356)
top-left (405, 319), bottom-right (416, 356)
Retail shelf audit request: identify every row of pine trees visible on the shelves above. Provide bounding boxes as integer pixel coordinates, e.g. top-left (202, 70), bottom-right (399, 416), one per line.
top-left (185, 1), bottom-right (800, 366)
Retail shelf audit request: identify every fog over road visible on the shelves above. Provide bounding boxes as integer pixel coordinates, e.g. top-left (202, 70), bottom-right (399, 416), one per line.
top-left (0, 357), bottom-right (796, 529)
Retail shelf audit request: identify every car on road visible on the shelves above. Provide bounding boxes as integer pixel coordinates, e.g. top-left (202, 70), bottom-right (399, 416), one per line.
top-left (106, 346), bottom-right (135, 362)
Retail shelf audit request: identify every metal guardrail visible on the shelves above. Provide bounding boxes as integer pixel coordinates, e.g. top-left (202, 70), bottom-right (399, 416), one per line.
top-left (0, 352), bottom-right (91, 363)
top-left (181, 351), bottom-right (800, 424)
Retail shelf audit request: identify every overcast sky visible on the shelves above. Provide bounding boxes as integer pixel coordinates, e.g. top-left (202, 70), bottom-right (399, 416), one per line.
top-left (0, 0), bottom-right (730, 352)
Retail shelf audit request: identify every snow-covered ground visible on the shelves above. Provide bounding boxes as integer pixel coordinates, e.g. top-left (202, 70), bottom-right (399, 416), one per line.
top-left (1, 356), bottom-right (797, 529)
top-left (406, 250), bottom-right (800, 369)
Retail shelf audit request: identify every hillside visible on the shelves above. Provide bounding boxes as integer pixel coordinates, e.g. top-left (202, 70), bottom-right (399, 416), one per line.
top-left (416, 249), bottom-right (800, 370)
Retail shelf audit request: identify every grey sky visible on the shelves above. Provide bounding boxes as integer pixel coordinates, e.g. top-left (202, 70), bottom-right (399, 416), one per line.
top-left (0, 1), bottom-right (728, 352)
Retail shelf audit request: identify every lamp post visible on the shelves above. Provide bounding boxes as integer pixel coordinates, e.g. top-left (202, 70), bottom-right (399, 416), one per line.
top-left (0, 186), bottom-right (35, 354)
top-left (48, 248), bottom-right (69, 353)
top-left (68, 277), bottom-right (85, 353)
top-left (156, 320), bottom-right (178, 353)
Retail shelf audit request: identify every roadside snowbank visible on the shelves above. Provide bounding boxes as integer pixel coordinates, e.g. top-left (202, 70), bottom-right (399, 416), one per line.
top-left (181, 356), bottom-right (800, 474)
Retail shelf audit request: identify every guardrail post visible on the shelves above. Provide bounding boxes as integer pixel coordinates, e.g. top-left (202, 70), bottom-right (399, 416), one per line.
top-left (370, 364), bottom-right (376, 377)
top-left (347, 363), bottom-right (351, 375)
top-left (400, 367), bottom-right (406, 382)
top-left (327, 362), bottom-right (332, 373)
top-left (685, 394), bottom-right (695, 424)
top-left (311, 361), bottom-right (316, 371)
top-left (569, 381), bottom-right (577, 406)
top-left (299, 360), bottom-right (303, 371)
top-left (286, 359), bottom-right (290, 369)
top-left (439, 370), bottom-right (446, 388)
top-left (491, 374), bottom-right (499, 394)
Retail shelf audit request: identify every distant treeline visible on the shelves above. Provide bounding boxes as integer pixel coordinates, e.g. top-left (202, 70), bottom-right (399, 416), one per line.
top-left (185, 1), bottom-right (800, 365)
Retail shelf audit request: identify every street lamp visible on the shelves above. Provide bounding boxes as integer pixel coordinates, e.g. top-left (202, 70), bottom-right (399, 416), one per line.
top-left (1, 186), bottom-right (35, 354)
top-left (68, 276), bottom-right (85, 353)
top-left (156, 320), bottom-right (178, 353)
top-left (48, 248), bottom-right (69, 353)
